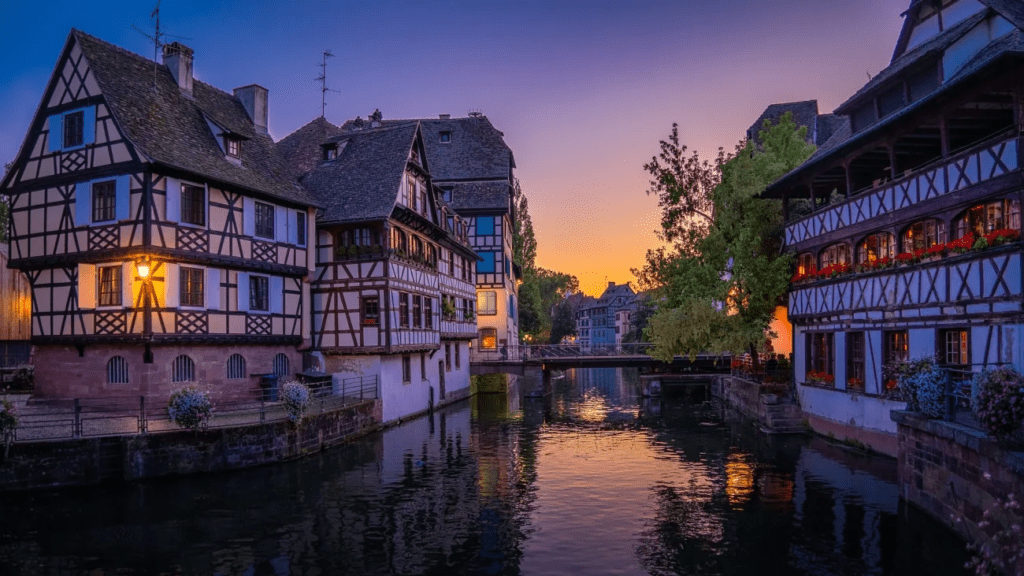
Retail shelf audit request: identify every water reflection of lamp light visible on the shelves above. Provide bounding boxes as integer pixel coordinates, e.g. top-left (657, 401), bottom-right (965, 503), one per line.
top-left (136, 256), bottom-right (152, 280)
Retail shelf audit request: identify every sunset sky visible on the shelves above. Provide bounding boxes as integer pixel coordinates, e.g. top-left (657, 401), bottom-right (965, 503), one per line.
top-left (0, 0), bottom-right (905, 296)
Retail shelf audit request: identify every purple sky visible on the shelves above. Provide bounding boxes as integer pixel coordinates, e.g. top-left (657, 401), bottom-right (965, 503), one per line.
top-left (0, 0), bottom-right (905, 295)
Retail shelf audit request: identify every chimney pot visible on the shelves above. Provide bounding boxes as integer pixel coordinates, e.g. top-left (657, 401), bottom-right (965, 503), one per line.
top-left (369, 108), bottom-right (382, 128)
top-left (162, 42), bottom-right (194, 95)
top-left (233, 84), bottom-right (269, 135)
top-left (608, 281), bottom-right (615, 288)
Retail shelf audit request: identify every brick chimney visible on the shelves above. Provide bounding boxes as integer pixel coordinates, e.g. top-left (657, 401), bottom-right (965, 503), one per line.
top-left (233, 84), bottom-right (269, 135)
top-left (439, 113), bottom-right (450, 119)
top-left (162, 42), bottom-right (194, 95)
top-left (369, 108), bottom-right (383, 128)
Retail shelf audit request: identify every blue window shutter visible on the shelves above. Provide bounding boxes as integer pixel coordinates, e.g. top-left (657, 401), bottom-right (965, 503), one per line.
top-left (83, 106), bottom-right (96, 145)
top-left (270, 276), bottom-right (283, 313)
top-left (75, 180), bottom-right (92, 226)
top-left (288, 210), bottom-right (298, 245)
top-left (505, 257), bottom-right (510, 276)
top-left (476, 216), bottom-right (493, 236)
top-left (49, 113), bottom-right (63, 151)
top-left (243, 197), bottom-right (255, 236)
top-left (115, 175), bottom-right (130, 221)
top-left (237, 272), bottom-right (250, 312)
top-left (275, 206), bottom-right (288, 243)
top-left (206, 268), bottom-right (220, 310)
top-left (479, 251), bottom-right (495, 273)
top-left (165, 178), bottom-right (180, 222)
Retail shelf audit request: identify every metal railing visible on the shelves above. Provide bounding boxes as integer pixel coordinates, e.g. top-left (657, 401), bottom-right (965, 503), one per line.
top-left (470, 343), bottom-right (657, 363)
top-left (730, 355), bottom-right (793, 387)
top-left (940, 364), bottom-right (1006, 431)
top-left (6, 374), bottom-right (378, 443)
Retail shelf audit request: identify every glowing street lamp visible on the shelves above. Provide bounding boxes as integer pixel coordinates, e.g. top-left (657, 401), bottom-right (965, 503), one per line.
top-left (136, 256), bottom-right (152, 280)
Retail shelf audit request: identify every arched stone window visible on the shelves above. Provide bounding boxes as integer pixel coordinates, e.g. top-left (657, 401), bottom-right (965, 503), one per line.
top-left (226, 354), bottom-right (246, 380)
top-left (857, 232), bottom-right (896, 263)
top-left (107, 356), bottom-right (129, 384)
top-left (819, 242), bottom-right (850, 269)
top-left (901, 218), bottom-right (945, 251)
top-left (954, 198), bottom-right (1021, 239)
top-left (273, 353), bottom-right (290, 377)
top-left (172, 355), bottom-right (195, 383)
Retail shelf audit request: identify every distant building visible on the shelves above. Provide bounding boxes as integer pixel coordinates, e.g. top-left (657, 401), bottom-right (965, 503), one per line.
top-left (576, 282), bottom-right (635, 350)
top-left (746, 100), bottom-right (845, 149)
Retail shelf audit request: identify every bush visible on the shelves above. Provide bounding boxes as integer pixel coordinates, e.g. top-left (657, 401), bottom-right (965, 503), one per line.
top-left (167, 386), bottom-right (213, 430)
top-left (901, 363), bottom-right (949, 418)
top-left (884, 356), bottom-right (939, 404)
top-left (281, 381), bottom-right (311, 423)
top-left (970, 367), bottom-right (1024, 440)
top-left (0, 398), bottom-right (18, 440)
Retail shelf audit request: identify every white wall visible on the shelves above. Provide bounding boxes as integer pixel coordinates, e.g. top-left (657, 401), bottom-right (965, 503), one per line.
top-left (797, 385), bottom-right (907, 435)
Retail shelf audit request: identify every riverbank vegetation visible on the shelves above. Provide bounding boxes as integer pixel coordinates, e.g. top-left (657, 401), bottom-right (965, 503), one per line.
top-left (636, 113), bottom-right (815, 362)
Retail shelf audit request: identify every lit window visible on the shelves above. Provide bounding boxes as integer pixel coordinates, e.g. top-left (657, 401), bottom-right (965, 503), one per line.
top-left (98, 265), bottom-right (122, 307)
top-left (479, 328), bottom-right (497, 350)
top-left (857, 233), bottom-right (895, 263)
top-left (225, 137), bottom-right (240, 158)
top-left (478, 291), bottom-right (497, 315)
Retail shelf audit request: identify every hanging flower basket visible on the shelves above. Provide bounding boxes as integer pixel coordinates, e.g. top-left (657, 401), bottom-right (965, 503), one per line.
top-left (970, 367), bottom-right (1024, 446)
top-left (167, 386), bottom-right (213, 430)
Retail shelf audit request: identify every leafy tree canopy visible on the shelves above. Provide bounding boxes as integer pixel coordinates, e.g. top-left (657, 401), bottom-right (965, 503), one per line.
top-left (640, 113), bottom-right (815, 361)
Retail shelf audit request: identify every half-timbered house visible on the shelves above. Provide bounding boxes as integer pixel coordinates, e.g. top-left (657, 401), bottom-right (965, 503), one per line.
top-left (761, 0), bottom-right (1024, 455)
top-left (280, 118), bottom-right (477, 423)
top-left (1, 31), bottom-right (316, 398)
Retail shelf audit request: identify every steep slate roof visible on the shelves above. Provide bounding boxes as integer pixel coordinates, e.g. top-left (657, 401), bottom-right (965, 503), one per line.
top-left (746, 100), bottom-right (819, 145)
top-left (340, 114), bottom-right (515, 212)
top-left (72, 30), bottom-right (315, 207)
top-left (297, 122), bottom-right (419, 224)
top-left (277, 117), bottom-right (344, 180)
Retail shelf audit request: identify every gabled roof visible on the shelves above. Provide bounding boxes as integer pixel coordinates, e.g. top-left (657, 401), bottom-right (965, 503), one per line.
top-left (72, 30), bottom-right (315, 207)
top-left (836, 9), bottom-right (988, 114)
top-left (340, 114), bottom-right (515, 213)
top-left (277, 116), bottom-right (344, 180)
top-left (297, 122), bottom-right (420, 224)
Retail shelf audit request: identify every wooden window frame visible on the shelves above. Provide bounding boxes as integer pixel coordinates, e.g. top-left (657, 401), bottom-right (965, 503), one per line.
top-left (107, 356), bottom-right (129, 384)
top-left (63, 110), bottom-right (84, 148)
top-left (225, 137), bottom-right (240, 158)
top-left (847, 332), bottom-right (865, 390)
top-left (295, 211), bottom-right (307, 246)
top-left (478, 290), bottom-right (497, 315)
top-left (413, 295), bottom-right (422, 329)
top-left (254, 201), bottom-right (275, 239)
top-left (180, 266), bottom-right (205, 308)
top-left (97, 264), bottom-right (122, 308)
top-left (402, 355), bottom-right (411, 384)
top-left (361, 295), bottom-right (380, 326)
top-left (425, 297), bottom-right (433, 329)
top-left (884, 330), bottom-right (909, 365)
top-left (858, 232), bottom-right (895, 264)
top-left (249, 275), bottom-right (270, 312)
top-left (445, 344), bottom-right (451, 372)
top-left (92, 180), bottom-right (117, 223)
top-left (180, 183), bottom-right (206, 227)
top-left (399, 292), bottom-right (409, 328)
top-left (940, 328), bottom-right (970, 367)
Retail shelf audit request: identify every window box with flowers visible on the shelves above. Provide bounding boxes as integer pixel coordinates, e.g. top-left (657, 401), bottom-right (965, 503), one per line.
top-left (807, 370), bottom-right (834, 386)
top-left (846, 377), bottom-right (865, 391)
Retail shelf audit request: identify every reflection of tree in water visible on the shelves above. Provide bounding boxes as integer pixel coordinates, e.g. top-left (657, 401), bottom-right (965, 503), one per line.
top-left (636, 482), bottom-right (729, 575)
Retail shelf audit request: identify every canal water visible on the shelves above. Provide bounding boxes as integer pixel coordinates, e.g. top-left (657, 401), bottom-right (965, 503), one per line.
top-left (0, 368), bottom-right (969, 575)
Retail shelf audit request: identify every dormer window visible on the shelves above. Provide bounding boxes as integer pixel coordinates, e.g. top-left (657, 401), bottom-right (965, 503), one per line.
top-left (225, 137), bottom-right (240, 158)
top-left (323, 144), bottom-right (338, 160)
top-left (411, 147), bottom-right (421, 165)
top-left (439, 131), bottom-right (451, 144)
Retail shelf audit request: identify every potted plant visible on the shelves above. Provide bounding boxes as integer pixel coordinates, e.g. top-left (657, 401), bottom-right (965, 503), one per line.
top-left (970, 367), bottom-right (1024, 445)
top-left (899, 359), bottom-right (948, 418)
top-left (281, 381), bottom-right (311, 424)
top-left (847, 377), bottom-right (865, 391)
top-left (441, 299), bottom-right (457, 320)
top-left (167, 386), bottom-right (213, 430)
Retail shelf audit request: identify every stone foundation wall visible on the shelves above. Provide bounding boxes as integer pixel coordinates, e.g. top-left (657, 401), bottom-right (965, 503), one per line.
top-left (714, 376), bottom-right (764, 421)
top-left (32, 343), bottom-right (303, 400)
top-left (0, 399), bottom-right (381, 491)
top-left (893, 411), bottom-right (1024, 574)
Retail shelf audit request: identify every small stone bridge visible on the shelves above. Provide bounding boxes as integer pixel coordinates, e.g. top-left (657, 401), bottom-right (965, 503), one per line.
top-left (469, 344), bottom-right (731, 377)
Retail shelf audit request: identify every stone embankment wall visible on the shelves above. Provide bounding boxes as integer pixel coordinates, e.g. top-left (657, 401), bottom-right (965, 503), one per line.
top-left (714, 376), bottom-right (763, 420)
top-left (0, 399), bottom-right (381, 491)
top-left (893, 411), bottom-right (1024, 575)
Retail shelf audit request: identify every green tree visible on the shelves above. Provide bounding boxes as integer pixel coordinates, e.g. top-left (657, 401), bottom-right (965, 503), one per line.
top-left (512, 178), bottom-right (537, 273)
top-left (643, 113), bottom-right (815, 361)
top-left (549, 299), bottom-right (577, 344)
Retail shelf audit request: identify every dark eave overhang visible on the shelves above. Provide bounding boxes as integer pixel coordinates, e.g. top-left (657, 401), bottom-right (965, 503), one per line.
top-left (761, 50), bottom-right (1024, 198)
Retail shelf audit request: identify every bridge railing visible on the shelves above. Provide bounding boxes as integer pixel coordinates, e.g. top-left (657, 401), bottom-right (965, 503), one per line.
top-left (470, 343), bottom-right (659, 363)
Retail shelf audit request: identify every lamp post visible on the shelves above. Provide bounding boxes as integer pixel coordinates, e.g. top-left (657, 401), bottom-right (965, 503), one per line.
top-left (135, 256), bottom-right (154, 363)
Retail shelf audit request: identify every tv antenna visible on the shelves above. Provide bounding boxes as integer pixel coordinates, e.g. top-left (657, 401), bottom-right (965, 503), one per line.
top-left (315, 50), bottom-right (340, 118)
top-left (132, 0), bottom-right (191, 87)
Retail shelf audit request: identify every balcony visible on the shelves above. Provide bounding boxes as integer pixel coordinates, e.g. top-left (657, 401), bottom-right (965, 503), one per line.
top-left (785, 134), bottom-right (1018, 247)
top-left (788, 241), bottom-right (1021, 319)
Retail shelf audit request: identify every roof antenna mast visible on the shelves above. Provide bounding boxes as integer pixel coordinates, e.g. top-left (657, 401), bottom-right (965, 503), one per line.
top-left (315, 50), bottom-right (339, 118)
top-left (132, 0), bottom-right (189, 88)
